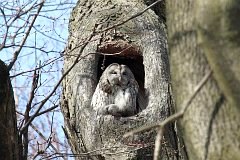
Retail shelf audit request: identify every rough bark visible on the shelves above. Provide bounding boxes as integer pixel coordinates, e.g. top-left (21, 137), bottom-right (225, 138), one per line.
top-left (167, 0), bottom-right (240, 160)
top-left (61, 0), bottom-right (185, 159)
top-left (0, 60), bottom-right (19, 160)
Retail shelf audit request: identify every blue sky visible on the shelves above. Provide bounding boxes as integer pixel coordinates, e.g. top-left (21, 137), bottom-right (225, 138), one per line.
top-left (0, 0), bottom-right (77, 158)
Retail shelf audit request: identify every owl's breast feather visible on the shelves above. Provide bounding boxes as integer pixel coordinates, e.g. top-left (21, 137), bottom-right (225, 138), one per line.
top-left (114, 89), bottom-right (131, 108)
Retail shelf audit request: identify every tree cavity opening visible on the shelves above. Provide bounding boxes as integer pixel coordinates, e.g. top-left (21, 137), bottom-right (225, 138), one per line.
top-left (96, 41), bottom-right (147, 112)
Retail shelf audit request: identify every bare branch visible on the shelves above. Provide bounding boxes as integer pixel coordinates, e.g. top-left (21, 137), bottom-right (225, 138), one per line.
top-left (20, 25), bottom-right (97, 134)
top-left (10, 56), bottom-right (62, 78)
top-left (9, 15), bottom-right (32, 45)
top-left (154, 128), bottom-right (164, 160)
top-left (7, 1), bottom-right (39, 27)
top-left (0, 8), bottom-right (9, 51)
top-left (33, 26), bottom-right (65, 43)
top-left (124, 70), bottom-right (213, 159)
top-left (30, 124), bottom-right (59, 155)
top-left (124, 70), bottom-right (212, 137)
top-left (22, 68), bottom-right (39, 159)
top-left (8, 0), bottom-right (45, 71)
top-left (34, 105), bottom-right (59, 117)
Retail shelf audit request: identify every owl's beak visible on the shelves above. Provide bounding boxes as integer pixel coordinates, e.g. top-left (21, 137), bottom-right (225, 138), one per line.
top-left (118, 76), bottom-right (122, 82)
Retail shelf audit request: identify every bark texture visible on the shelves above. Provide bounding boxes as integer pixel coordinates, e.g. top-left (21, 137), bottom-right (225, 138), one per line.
top-left (61, 0), bottom-right (185, 159)
top-left (167, 0), bottom-right (240, 160)
top-left (0, 60), bottom-right (19, 160)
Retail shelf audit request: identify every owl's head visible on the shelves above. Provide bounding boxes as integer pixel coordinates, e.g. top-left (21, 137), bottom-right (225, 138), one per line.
top-left (99, 63), bottom-right (136, 93)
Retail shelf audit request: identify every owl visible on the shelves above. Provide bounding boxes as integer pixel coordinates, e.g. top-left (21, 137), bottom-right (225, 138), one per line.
top-left (91, 63), bottom-right (139, 117)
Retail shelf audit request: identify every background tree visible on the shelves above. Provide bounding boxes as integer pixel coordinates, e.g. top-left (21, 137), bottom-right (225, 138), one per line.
top-left (167, 0), bottom-right (240, 160)
top-left (0, 61), bottom-right (19, 160)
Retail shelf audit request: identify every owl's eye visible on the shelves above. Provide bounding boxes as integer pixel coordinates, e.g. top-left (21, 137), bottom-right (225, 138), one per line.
top-left (111, 71), bottom-right (117, 74)
top-left (122, 71), bottom-right (127, 75)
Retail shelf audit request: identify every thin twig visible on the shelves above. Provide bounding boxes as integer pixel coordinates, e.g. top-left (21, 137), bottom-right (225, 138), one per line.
top-left (20, 25), bottom-right (97, 134)
top-left (7, 1), bottom-right (39, 29)
top-left (34, 105), bottom-right (59, 117)
top-left (30, 123), bottom-right (58, 153)
top-left (4, 44), bottom-right (60, 54)
top-left (8, 0), bottom-right (45, 71)
top-left (0, 8), bottom-right (9, 51)
top-left (10, 56), bottom-right (62, 78)
top-left (33, 26), bottom-right (65, 43)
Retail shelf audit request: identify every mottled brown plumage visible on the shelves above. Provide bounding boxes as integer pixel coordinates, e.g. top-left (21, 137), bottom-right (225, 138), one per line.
top-left (91, 63), bottom-right (139, 117)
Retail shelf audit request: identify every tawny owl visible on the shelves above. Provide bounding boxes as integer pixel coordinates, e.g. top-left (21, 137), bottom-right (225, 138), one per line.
top-left (91, 63), bottom-right (139, 117)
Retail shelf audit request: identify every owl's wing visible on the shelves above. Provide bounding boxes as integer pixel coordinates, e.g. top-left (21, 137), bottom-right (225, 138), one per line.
top-left (128, 79), bottom-right (139, 93)
top-left (91, 84), bottom-right (112, 113)
top-left (99, 76), bottom-right (112, 94)
top-left (128, 78), bottom-right (148, 112)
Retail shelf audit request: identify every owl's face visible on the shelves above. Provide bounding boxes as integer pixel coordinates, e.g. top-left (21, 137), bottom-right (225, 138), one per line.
top-left (105, 63), bottom-right (133, 87)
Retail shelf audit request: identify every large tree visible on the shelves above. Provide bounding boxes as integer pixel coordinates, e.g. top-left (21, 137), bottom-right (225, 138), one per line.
top-left (62, 0), bottom-right (240, 159)
top-left (61, 0), bottom-right (184, 159)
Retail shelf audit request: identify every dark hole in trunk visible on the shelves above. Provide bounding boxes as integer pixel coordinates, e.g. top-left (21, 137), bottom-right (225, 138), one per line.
top-left (96, 54), bottom-right (147, 112)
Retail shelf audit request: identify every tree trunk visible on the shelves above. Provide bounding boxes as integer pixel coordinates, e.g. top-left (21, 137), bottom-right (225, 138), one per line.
top-left (166, 0), bottom-right (240, 160)
top-left (61, 0), bottom-right (185, 159)
top-left (0, 60), bottom-right (20, 160)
